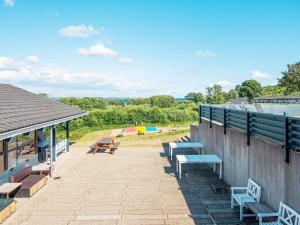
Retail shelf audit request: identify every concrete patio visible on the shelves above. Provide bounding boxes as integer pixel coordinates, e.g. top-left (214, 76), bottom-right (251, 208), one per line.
top-left (3, 145), bottom-right (258, 225)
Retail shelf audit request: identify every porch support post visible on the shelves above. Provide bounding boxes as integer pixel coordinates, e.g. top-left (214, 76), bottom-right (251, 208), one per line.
top-left (66, 121), bottom-right (70, 152)
top-left (51, 125), bottom-right (57, 162)
top-left (49, 126), bottom-right (54, 177)
top-left (3, 139), bottom-right (8, 170)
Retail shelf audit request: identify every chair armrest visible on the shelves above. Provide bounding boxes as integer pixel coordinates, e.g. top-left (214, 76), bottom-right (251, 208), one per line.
top-left (231, 187), bottom-right (248, 190)
top-left (231, 187), bottom-right (247, 194)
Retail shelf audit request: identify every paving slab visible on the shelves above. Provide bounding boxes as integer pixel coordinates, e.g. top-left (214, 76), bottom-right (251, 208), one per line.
top-left (2, 146), bottom-right (259, 225)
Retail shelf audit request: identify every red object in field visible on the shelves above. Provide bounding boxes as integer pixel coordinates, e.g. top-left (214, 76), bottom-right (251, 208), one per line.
top-left (126, 127), bottom-right (136, 133)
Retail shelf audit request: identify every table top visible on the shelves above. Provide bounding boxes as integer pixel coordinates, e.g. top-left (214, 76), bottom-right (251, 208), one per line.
top-left (0, 183), bottom-right (22, 194)
top-left (169, 142), bottom-right (204, 148)
top-left (97, 137), bottom-right (113, 144)
top-left (176, 154), bottom-right (222, 163)
top-left (32, 163), bottom-right (51, 171)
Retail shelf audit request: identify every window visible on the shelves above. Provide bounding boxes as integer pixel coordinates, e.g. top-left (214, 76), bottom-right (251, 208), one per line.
top-left (17, 132), bottom-right (36, 164)
top-left (0, 140), bottom-right (4, 173)
top-left (7, 137), bottom-right (17, 169)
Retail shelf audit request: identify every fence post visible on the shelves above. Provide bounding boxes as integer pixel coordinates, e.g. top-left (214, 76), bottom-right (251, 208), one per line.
top-left (284, 113), bottom-right (290, 163)
top-left (209, 106), bottom-right (212, 128)
top-left (199, 105), bottom-right (202, 124)
top-left (246, 111), bottom-right (251, 146)
top-left (223, 108), bottom-right (227, 135)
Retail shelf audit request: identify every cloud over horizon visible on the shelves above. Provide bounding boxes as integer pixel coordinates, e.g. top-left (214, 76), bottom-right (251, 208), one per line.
top-left (78, 43), bottom-right (119, 57)
top-left (251, 70), bottom-right (272, 79)
top-left (26, 55), bottom-right (39, 63)
top-left (0, 56), bottom-right (147, 97)
top-left (58, 25), bottom-right (98, 38)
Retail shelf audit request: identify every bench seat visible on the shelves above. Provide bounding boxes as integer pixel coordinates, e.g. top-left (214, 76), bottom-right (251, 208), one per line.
top-left (0, 198), bottom-right (16, 223)
top-left (10, 166), bottom-right (48, 197)
top-left (233, 193), bottom-right (257, 205)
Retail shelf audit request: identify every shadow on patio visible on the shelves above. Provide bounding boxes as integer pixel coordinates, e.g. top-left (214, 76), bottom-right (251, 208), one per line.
top-left (161, 142), bottom-right (258, 225)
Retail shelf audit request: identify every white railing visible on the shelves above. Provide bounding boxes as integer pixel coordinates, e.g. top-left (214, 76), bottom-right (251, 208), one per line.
top-left (56, 139), bottom-right (67, 156)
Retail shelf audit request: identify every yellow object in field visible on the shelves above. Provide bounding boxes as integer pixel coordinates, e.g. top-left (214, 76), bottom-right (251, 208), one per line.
top-left (136, 127), bottom-right (146, 133)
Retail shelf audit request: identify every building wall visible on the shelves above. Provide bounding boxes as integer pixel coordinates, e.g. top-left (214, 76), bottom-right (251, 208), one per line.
top-left (191, 120), bottom-right (300, 211)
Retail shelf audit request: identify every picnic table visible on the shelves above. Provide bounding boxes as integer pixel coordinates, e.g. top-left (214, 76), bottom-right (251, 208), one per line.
top-left (176, 154), bottom-right (222, 180)
top-left (0, 183), bottom-right (22, 198)
top-left (91, 137), bottom-right (119, 154)
top-left (169, 142), bottom-right (205, 160)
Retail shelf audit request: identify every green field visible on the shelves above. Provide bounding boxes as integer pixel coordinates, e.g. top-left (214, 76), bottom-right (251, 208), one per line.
top-left (73, 126), bottom-right (190, 148)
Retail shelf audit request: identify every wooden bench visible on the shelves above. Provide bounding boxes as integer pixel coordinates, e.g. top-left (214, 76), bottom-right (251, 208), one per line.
top-left (258, 202), bottom-right (300, 225)
top-left (0, 199), bottom-right (16, 224)
top-left (10, 166), bottom-right (48, 197)
top-left (231, 178), bottom-right (262, 221)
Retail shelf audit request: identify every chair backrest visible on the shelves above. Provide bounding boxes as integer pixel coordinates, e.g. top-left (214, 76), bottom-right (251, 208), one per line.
top-left (247, 178), bottom-right (261, 201)
top-left (278, 202), bottom-right (300, 225)
top-left (10, 166), bottom-right (32, 182)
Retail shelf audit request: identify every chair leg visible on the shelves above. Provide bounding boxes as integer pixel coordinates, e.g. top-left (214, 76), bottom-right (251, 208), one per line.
top-left (231, 196), bottom-right (234, 209)
top-left (240, 204), bottom-right (243, 221)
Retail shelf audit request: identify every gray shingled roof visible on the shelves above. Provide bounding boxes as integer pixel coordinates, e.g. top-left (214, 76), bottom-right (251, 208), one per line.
top-left (0, 84), bottom-right (86, 135)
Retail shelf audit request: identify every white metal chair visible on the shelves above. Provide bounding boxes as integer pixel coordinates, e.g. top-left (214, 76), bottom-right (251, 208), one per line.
top-left (258, 202), bottom-right (300, 225)
top-left (231, 178), bottom-right (261, 220)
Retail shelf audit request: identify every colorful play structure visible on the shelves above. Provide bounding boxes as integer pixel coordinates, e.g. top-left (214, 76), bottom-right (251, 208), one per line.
top-left (122, 126), bottom-right (159, 135)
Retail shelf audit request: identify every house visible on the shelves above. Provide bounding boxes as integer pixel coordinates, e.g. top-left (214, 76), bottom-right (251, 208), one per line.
top-left (0, 84), bottom-right (87, 183)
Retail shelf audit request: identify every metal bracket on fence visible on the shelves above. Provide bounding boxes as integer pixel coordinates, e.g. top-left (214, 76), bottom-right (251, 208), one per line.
top-left (284, 114), bottom-right (290, 163)
top-left (223, 108), bottom-right (227, 135)
top-left (199, 105), bottom-right (202, 124)
top-left (246, 111), bottom-right (251, 146)
top-left (209, 106), bottom-right (212, 128)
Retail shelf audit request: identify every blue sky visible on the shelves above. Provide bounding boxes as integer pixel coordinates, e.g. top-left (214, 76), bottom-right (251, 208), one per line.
top-left (0, 0), bottom-right (299, 97)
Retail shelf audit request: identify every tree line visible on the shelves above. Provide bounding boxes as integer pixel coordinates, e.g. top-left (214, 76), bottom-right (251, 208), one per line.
top-left (185, 61), bottom-right (300, 104)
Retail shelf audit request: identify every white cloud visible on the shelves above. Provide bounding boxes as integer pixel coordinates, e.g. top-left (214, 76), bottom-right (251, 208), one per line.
top-left (0, 57), bottom-right (14, 68)
top-left (3, 0), bottom-right (14, 7)
top-left (26, 55), bottom-right (39, 63)
top-left (195, 50), bottom-right (217, 57)
top-left (0, 56), bottom-right (150, 97)
top-left (58, 25), bottom-right (98, 38)
top-left (78, 44), bottom-right (119, 57)
top-left (251, 70), bottom-right (272, 79)
top-left (216, 80), bottom-right (234, 87)
top-left (118, 57), bottom-right (134, 64)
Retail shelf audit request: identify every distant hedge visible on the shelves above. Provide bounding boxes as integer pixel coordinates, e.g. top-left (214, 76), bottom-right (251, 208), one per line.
top-left (70, 106), bottom-right (197, 130)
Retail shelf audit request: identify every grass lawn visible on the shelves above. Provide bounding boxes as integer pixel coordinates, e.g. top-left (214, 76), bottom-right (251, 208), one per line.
top-left (72, 126), bottom-right (191, 147)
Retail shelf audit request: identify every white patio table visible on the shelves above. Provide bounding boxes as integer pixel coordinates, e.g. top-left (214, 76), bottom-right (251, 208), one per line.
top-left (169, 142), bottom-right (205, 160)
top-left (176, 154), bottom-right (223, 180)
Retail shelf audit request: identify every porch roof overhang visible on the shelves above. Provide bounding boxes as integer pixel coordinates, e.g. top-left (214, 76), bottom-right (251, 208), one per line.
top-left (0, 83), bottom-right (88, 140)
top-left (0, 112), bottom-right (88, 140)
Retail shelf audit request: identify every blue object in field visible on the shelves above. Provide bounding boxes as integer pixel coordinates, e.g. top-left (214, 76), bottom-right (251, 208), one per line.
top-left (146, 126), bottom-right (157, 132)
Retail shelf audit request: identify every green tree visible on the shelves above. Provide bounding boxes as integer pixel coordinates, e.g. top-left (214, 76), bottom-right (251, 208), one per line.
top-left (206, 85), bottom-right (226, 104)
top-left (225, 89), bottom-right (239, 100)
top-left (128, 98), bottom-right (151, 105)
top-left (262, 85), bottom-right (285, 96)
top-left (149, 95), bottom-right (175, 108)
top-left (278, 62), bottom-right (300, 95)
top-left (239, 86), bottom-right (255, 103)
top-left (240, 80), bottom-right (262, 97)
top-left (185, 92), bottom-right (206, 103)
